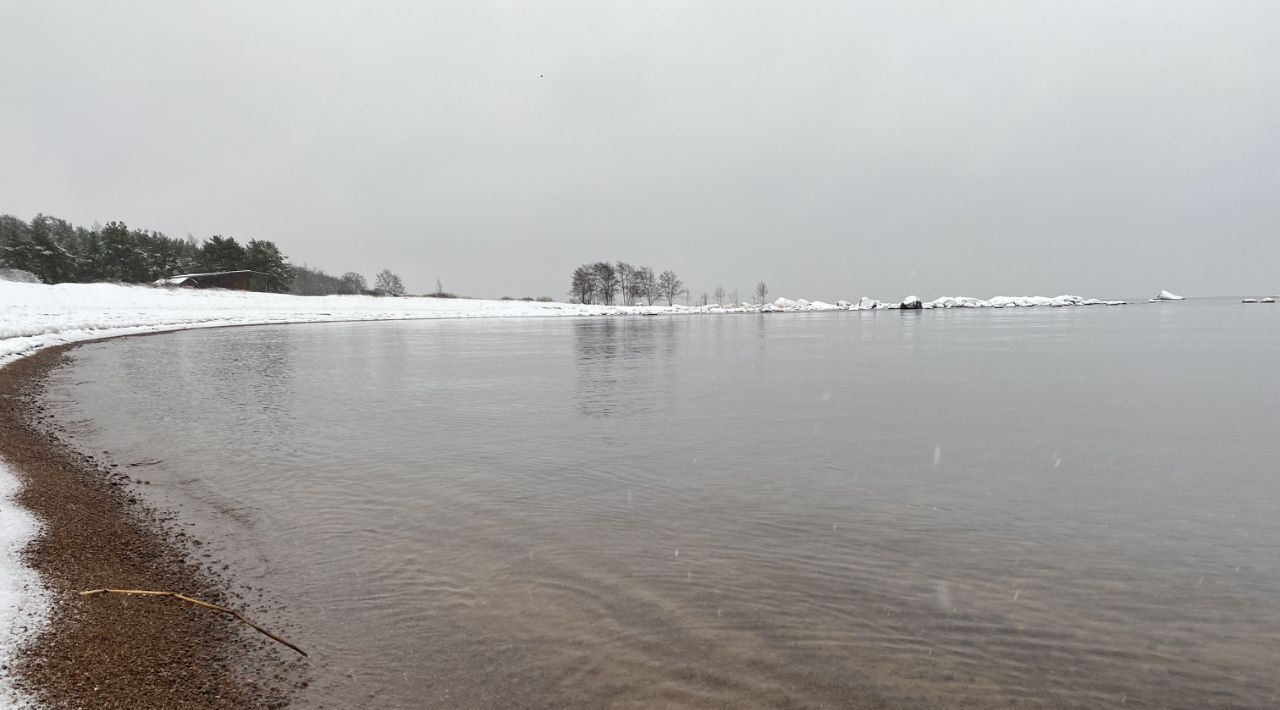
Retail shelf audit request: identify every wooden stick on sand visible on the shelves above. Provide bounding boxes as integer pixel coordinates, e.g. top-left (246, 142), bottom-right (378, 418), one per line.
top-left (80, 588), bottom-right (308, 657)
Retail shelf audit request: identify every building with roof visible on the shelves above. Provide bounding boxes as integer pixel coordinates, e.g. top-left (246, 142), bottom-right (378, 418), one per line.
top-left (152, 270), bottom-right (271, 291)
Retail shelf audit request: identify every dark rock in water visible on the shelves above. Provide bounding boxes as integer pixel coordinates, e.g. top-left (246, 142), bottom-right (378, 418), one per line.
top-left (900, 295), bottom-right (923, 310)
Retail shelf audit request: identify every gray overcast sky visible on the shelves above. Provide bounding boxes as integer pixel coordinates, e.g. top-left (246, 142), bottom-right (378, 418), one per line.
top-left (2, 1), bottom-right (1277, 300)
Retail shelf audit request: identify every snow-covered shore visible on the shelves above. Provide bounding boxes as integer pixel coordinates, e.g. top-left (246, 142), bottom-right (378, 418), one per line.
top-left (0, 281), bottom-right (685, 367)
top-left (0, 461), bottom-right (42, 709)
top-left (0, 279), bottom-right (1133, 702)
top-left (2, 281), bottom-right (1135, 368)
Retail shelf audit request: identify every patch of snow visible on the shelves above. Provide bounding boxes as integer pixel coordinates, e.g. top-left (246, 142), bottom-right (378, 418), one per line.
top-left (1154, 290), bottom-right (1186, 301)
top-left (0, 459), bottom-right (46, 709)
top-left (1262, 298), bottom-right (1276, 304)
top-left (1243, 298), bottom-right (1260, 303)
top-left (0, 269), bottom-right (39, 284)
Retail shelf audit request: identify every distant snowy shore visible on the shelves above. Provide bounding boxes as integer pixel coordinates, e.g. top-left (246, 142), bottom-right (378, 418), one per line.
top-left (710, 294), bottom-right (1127, 313)
top-left (1, 281), bottom-right (1141, 366)
top-left (0, 281), bottom-right (681, 367)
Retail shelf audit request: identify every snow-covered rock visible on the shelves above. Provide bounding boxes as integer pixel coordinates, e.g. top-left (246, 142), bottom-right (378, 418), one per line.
top-left (926, 296), bottom-right (987, 309)
top-left (857, 297), bottom-right (894, 310)
top-left (1263, 298), bottom-right (1276, 304)
top-left (900, 296), bottom-right (923, 310)
top-left (1243, 298), bottom-right (1260, 303)
top-left (923, 295), bottom-right (1125, 309)
top-left (1155, 290), bottom-right (1186, 301)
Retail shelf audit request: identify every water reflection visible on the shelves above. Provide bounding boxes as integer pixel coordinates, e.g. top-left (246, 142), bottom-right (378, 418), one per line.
top-left (573, 318), bottom-right (677, 418)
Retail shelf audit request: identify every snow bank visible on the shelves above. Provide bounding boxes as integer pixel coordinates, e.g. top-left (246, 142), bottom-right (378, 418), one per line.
top-left (0, 460), bottom-right (45, 709)
top-left (1154, 290), bottom-right (1186, 301)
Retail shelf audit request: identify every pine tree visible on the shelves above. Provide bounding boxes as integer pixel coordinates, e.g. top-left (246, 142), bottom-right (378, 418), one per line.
top-left (199, 235), bottom-right (247, 272)
top-left (244, 239), bottom-right (293, 292)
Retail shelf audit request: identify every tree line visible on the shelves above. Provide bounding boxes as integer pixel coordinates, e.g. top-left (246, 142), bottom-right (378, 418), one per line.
top-left (570, 262), bottom-right (685, 305)
top-left (289, 266), bottom-right (405, 296)
top-left (0, 213), bottom-right (406, 296)
top-left (569, 262), bottom-right (774, 309)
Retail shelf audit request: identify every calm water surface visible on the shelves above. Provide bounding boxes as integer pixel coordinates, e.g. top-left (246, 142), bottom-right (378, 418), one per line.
top-left (48, 301), bottom-right (1280, 709)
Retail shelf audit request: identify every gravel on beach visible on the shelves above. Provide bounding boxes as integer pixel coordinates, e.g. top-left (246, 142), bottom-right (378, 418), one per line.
top-left (1, 344), bottom-right (302, 709)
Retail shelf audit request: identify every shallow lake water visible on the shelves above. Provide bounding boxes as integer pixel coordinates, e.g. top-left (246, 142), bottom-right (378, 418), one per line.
top-left (47, 301), bottom-right (1280, 708)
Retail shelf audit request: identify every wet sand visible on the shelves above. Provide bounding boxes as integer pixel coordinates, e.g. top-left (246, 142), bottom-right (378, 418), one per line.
top-left (0, 343), bottom-right (303, 708)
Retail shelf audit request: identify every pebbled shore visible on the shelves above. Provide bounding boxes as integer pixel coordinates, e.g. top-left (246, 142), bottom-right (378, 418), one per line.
top-left (0, 343), bottom-right (301, 709)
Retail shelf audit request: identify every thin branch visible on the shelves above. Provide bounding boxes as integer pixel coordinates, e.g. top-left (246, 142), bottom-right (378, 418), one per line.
top-left (80, 588), bottom-right (308, 657)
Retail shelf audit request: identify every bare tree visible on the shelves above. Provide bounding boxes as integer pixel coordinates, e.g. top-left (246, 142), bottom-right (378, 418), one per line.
top-left (340, 271), bottom-right (367, 294)
top-left (658, 270), bottom-right (683, 306)
top-left (374, 269), bottom-right (405, 296)
top-left (615, 262), bottom-right (635, 305)
top-left (632, 263), bottom-right (655, 303)
top-left (634, 266), bottom-right (658, 305)
top-left (699, 291), bottom-right (708, 306)
top-left (592, 261), bottom-right (618, 305)
top-left (729, 289), bottom-right (739, 306)
top-left (713, 286), bottom-right (725, 306)
top-left (570, 264), bottom-right (595, 304)
top-left (755, 281), bottom-right (769, 304)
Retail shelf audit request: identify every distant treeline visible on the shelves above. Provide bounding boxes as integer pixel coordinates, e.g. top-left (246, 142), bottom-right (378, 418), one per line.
top-left (0, 213), bottom-right (291, 291)
top-left (0, 213), bottom-right (404, 296)
top-left (288, 266), bottom-right (405, 297)
top-left (570, 262), bottom-right (685, 305)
